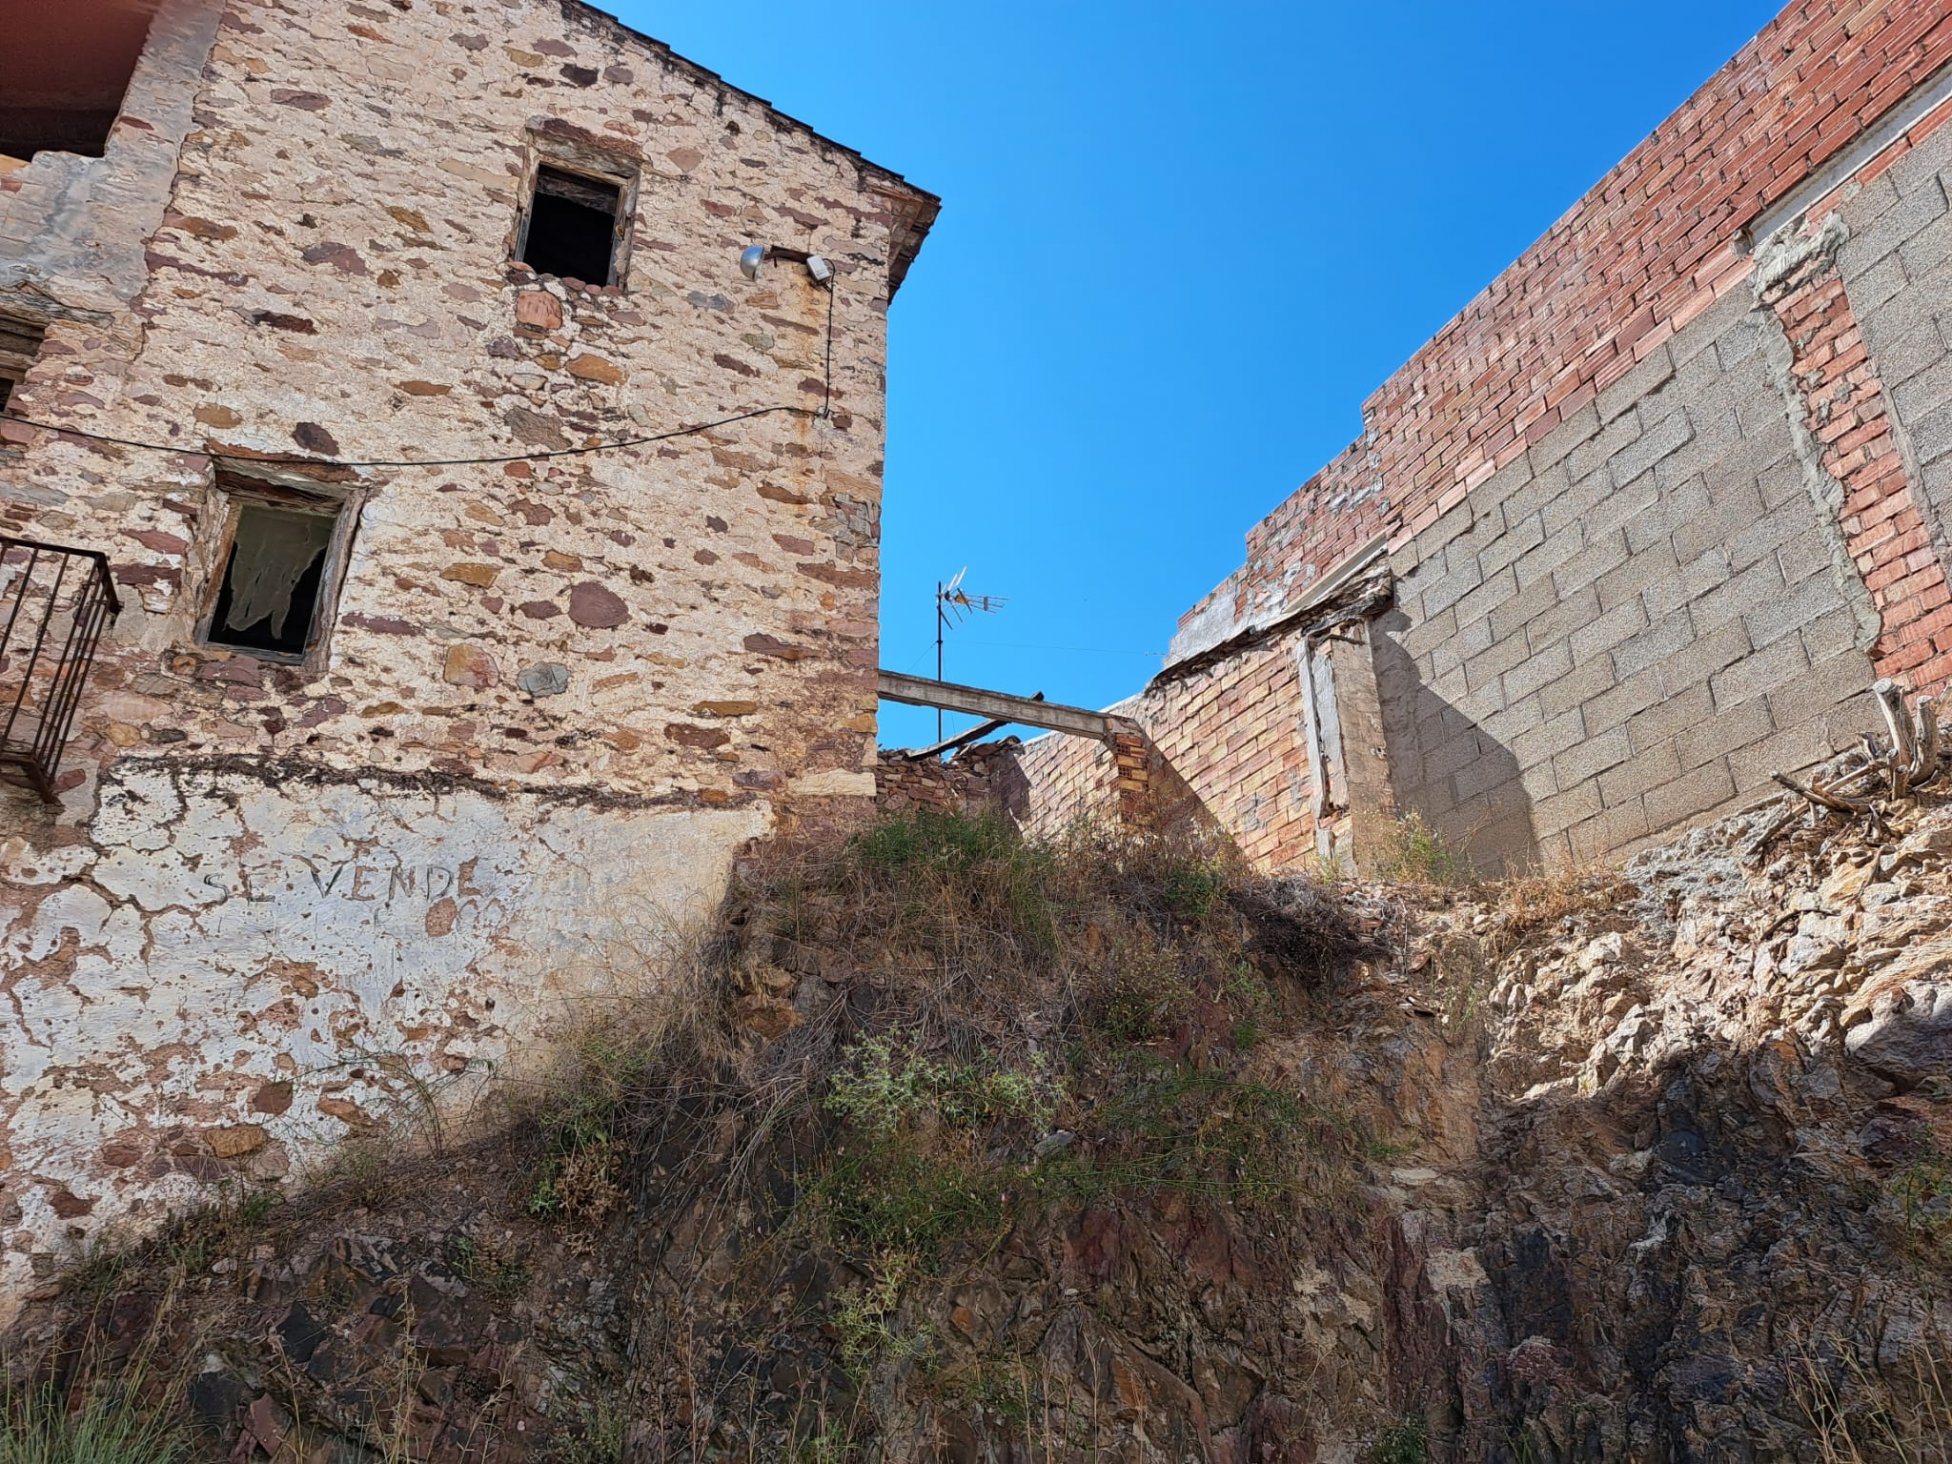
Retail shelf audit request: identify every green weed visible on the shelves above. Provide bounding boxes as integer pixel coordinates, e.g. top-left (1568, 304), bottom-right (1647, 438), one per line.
top-left (826, 1032), bottom-right (1061, 1134)
top-left (1374, 812), bottom-right (1474, 887)
top-left (830, 1251), bottom-right (934, 1378)
top-left (0, 1383), bottom-right (187, 1464)
top-left (1370, 1409), bottom-right (1428, 1464)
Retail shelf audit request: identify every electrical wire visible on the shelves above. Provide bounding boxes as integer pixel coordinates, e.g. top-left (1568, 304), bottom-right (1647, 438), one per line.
top-left (0, 403), bottom-right (817, 468)
top-left (0, 272), bottom-right (843, 471)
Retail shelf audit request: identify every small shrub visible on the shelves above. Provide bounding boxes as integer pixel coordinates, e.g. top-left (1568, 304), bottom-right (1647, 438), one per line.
top-left (1370, 1410), bottom-right (1428, 1464)
top-left (830, 1251), bottom-right (933, 1378)
top-left (446, 1232), bottom-right (528, 1296)
top-left (235, 1188), bottom-right (278, 1228)
top-left (789, 1419), bottom-right (853, 1463)
top-left (1373, 813), bottom-right (1474, 887)
top-left (826, 1034), bottom-right (1060, 1134)
top-left (1891, 1144), bottom-right (1952, 1256)
top-left (839, 809), bottom-right (1062, 961)
top-left (853, 808), bottom-right (1021, 874)
top-left (1491, 865), bottom-right (1630, 946)
top-left (817, 1141), bottom-right (1006, 1258)
top-left (1084, 943), bottom-right (1191, 1046)
top-left (526, 1127), bottom-right (623, 1225)
top-left (317, 1135), bottom-right (396, 1208)
top-left (547, 1397), bottom-right (630, 1464)
top-left (1162, 854), bottom-right (1228, 923)
top-left (1038, 1062), bottom-right (1323, 1209)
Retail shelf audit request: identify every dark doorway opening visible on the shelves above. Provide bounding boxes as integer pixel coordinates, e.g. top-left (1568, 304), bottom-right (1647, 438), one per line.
top-left (520, 166), bottom-right (622, 285)
top-left (0, 0), bottom-right (156, 161)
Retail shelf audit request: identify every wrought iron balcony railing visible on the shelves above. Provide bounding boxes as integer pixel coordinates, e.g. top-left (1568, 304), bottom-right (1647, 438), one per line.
top-left (0, 536), bottom-right (119, 802)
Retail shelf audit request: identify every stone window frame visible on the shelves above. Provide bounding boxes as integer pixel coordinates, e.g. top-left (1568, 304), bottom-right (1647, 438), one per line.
top-left (0, 315), bottom-right (44, 415)
top-left (511, 124), bottom-right (643, 290)
top-left (191, 469), bottom-right (366, 673)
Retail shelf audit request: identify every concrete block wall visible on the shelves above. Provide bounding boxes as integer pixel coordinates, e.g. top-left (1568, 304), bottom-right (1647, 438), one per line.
top-left (1171, 0), bottom-right (1952, 661)
top-left (1017, 0), bottom-right (1952, 875)
top-left (1382, 289), bottom-right (1882, 869)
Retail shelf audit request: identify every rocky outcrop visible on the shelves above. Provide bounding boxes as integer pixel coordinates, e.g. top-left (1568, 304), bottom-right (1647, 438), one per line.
top-left (11, 800), bottom-right (1952, 1461)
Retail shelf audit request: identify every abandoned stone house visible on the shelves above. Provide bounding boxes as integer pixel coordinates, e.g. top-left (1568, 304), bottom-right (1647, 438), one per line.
top-left (0, 0), bottom-right (935, 1317)
top-left (1018, 0), bottom-right (1952, 878)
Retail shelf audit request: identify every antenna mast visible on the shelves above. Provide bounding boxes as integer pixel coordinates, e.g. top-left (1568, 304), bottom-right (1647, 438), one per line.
top-left (933, 569), bottom-right (1005, 741)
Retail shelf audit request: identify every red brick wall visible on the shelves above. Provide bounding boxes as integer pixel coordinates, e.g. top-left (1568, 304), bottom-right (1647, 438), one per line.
top-left (1196, 0), bottom-right (1952, 637)
top-left (1068, 0), bottom-right (1952, 877)
top-left (1017, 631), bottom-right (1313, 871)
top-left (1759, 225), bottom-right (1952, 688)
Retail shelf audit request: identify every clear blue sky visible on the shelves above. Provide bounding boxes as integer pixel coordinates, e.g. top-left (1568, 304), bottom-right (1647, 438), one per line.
top-left (610, 0), bottom-right (1785, 747)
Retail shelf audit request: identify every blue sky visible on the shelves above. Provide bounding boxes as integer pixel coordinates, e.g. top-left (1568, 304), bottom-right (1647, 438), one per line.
top-left (612, 0), bottom-right (1785, 746)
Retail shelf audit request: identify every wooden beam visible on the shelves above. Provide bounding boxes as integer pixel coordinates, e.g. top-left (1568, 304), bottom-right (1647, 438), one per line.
top-left (877, 670), bottom-right (1114, 741)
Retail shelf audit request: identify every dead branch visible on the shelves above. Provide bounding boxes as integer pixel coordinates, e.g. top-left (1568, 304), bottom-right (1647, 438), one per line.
top-left (1749, 681), bottom-right (1945, 861)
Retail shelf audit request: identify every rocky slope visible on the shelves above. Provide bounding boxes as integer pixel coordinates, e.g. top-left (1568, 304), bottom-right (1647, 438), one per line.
top-left (8, 799), bottom-right (1952, 1462)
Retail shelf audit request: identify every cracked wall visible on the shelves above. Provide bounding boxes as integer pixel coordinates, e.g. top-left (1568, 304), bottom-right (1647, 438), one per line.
top-left (1, 759), bottom-right (763, 1312)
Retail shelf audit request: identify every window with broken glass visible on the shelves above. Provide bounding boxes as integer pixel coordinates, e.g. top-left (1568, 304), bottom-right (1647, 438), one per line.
top-left (198, 481), bottom-right (354, 664)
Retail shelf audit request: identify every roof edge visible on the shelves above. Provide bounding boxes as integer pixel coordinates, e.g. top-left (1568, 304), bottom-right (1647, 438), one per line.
top-left (555, 0), bottom-right (940, 294)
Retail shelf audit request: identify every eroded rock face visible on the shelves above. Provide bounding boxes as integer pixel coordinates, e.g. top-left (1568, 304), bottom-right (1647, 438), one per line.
top-left (14, 800), bottom-right (1952, 1461)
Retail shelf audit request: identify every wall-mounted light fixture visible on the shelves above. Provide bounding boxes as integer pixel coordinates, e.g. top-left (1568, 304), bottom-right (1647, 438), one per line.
top-left (737, 243), bottom-right (832, 286)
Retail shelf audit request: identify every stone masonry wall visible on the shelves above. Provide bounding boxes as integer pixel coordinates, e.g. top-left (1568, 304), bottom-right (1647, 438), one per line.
top-left (1, 0), bottom-right (925, 814)
top-left (0, 0), bottom-right (932, 1319)
top-left (1022, 0), bottom-right (1952, 876)
top-left (874, 741), bottom-right (1028, 823)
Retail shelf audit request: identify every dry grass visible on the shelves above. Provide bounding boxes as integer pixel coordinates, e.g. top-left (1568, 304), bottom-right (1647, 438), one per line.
top-left (14, 810), bottom-right (1386, 1463)
top-left (1486, 862), bottom-right (1632, 949)
top-left (1370, 811), bottom-right (1477, 888)
top-left (507, 808), bottom-right (1384, 1457)
top-left (1795, 1334), bottom-right (1952, 1463)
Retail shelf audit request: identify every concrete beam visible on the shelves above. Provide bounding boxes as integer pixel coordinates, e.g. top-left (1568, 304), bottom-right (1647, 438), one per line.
top-left (876, 670), bottom-right (1114, 741)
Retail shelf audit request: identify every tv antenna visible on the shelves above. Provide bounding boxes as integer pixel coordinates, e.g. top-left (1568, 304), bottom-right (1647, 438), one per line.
top-left (934, 568), bottom-right (1006, 739)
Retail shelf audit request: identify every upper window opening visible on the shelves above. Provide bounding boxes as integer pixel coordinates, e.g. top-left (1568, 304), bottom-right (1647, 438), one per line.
top-left (0, 0), bottom-right (156, 163)
top-left (520, 165), bottom-right (623, 285)
top-left (0, 318), bottom-right (45, 415)
top-left (204, 495), bottom-right (345, 661)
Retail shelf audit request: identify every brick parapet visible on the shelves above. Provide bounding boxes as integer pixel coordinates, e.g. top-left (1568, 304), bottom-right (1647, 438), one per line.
top-left (1181, 0), bottom-right (1952, 646)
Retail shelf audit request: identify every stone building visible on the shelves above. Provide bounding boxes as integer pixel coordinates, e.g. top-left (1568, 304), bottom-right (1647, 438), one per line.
top-left (1021, 0), bottom-right (1952, 876)
top-left (0, 0), bottom-right (934, 1316)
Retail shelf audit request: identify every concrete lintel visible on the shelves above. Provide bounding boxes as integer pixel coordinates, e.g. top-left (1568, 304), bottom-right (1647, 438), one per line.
top-left (877, 671), bottom-right (1114, 741)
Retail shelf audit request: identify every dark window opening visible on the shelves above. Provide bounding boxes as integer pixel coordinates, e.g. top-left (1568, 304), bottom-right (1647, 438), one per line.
top-left (204, 500), bottom-right (341, 659)
top-left (520, 165), bottom-right (622, 285)
top-left (0, 0), bottom-right (156, 162)
top-left (0, 317), bottom-right (45, 414)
